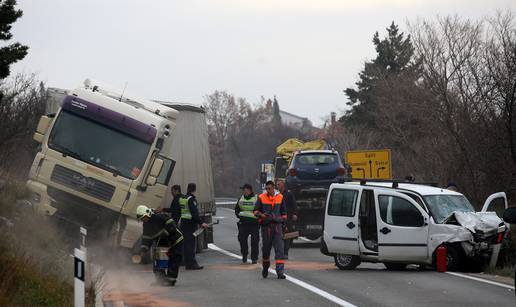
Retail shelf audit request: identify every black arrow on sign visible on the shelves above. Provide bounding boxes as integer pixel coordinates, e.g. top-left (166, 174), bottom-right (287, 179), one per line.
top-left (369, 160), bottom-right (373, 178)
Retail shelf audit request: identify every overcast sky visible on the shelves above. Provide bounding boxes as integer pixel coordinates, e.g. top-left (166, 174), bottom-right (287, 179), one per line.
top-left (10, 0), bottom-right (516, 126)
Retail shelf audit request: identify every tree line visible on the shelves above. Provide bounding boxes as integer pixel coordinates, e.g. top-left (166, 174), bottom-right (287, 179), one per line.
top-left (337, 12), bottom-right (516, 207)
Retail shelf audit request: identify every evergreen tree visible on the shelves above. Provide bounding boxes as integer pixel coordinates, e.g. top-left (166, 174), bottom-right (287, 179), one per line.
top-left (0, 0), bottom-right (28, 80)
top-left (342, 22), bottom-right (417, 127)
top-left (272, 95), bottom-right (282, 127)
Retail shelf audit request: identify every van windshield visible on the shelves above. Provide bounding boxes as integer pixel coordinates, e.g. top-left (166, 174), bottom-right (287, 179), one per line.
top-left (48, 110), bottom-right (151, 179)
top-left (423, 195), bottom-right (475, 223)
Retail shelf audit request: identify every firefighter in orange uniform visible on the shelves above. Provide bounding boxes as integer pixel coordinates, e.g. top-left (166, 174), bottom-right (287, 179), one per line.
top-left (254, 180), bottom-right (287, 279)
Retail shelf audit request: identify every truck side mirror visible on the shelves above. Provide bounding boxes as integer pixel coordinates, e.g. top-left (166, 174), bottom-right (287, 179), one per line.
top-left (149, 158), bottom-right (164, 177)
top-left (33, 115), bottom-right (51, 143)
top-left (503, 207), bottom-right (516, 224)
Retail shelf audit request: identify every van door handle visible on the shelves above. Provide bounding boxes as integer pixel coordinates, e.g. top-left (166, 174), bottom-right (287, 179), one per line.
top-left (346, 222), bottom-right (355, 229)
top-left (380, 227), bottom-right (391, 235)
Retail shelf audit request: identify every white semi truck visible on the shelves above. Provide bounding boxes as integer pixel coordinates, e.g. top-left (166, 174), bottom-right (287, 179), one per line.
top-left (28, 81), bottom-right (215, 250)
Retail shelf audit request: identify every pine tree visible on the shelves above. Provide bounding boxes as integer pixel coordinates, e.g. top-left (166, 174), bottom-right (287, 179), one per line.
top-left (342, 22), bottom-right (417, 127)
top-left (0, 0), bottom-right (28, 80)
top-left (272, 95), bottom-right (282, 127)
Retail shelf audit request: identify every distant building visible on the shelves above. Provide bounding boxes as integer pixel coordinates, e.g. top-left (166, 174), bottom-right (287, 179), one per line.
top-left (279, 109), bottom-right (313, 129)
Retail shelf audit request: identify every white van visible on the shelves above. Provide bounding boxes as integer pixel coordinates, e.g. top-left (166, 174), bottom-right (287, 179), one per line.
top-left (320, 181), bottom-right (508, 270)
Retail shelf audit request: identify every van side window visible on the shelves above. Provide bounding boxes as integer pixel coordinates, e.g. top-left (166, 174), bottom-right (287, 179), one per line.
top-left (378, 195), bottom-right (423, 227)
top-left (328, 189), bottom-right (358, 217)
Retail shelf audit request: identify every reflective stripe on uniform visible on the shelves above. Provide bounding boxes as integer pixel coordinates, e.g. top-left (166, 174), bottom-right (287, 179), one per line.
top-left (142, 229), bottom-right (170, 240)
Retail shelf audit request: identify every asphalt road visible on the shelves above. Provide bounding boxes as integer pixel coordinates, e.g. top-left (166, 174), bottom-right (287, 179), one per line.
top-left (102, 207), bottom-right (515, 306)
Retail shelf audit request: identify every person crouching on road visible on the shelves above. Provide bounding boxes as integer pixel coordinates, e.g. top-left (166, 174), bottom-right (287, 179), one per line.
top-left (235, 183), bottom-right (260, 264)
top-left (137, 205), bottom-right (183, 285)
top-left (254, 180), bottom-right (287, 279)
top-left (180, 183), bottom-right (208, 270)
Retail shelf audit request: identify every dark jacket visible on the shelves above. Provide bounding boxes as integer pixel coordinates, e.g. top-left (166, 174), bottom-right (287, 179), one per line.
top-left (282, 190), bottom-right (297, 218)
top-left (182, 192), bottom-right (203, 225)
top-left (234, 193), bottom-right (258, 223)
top-left (141, 213), bottom-right (183, 251)
top-left (162, 194), bottom-right (182, 223)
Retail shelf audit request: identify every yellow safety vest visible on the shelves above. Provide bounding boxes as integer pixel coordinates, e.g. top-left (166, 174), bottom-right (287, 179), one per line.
top-left (179, 196), bottom-right (192, 220)
top-left (238, 195), bottom-right (258, 219)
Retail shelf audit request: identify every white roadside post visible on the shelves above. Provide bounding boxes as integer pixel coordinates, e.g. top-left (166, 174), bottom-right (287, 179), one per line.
top-left (74, 248), bottom-right (86, 307)
top-left (79, 227), bottom-right (87, 251)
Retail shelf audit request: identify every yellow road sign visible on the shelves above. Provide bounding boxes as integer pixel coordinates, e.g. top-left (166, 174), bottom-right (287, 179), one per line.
top-left (345, 149), bottom-right (392, 179)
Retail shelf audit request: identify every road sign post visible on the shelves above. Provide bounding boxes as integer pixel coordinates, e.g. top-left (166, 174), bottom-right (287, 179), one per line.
top-left (346, 149), bottom-right (392, 180)
top-left (74, 248), bottom-right (86, 307)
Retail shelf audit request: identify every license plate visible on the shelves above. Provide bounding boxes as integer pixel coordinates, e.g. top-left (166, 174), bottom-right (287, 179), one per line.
top-left (306, 224), bottom-right (322, 230)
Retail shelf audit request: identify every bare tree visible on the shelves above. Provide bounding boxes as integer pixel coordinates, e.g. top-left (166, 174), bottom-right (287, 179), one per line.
top-left (0, 73), bottom-right (46, 179)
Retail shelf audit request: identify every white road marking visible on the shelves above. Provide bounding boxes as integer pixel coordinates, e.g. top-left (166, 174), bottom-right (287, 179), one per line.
top-left (208, 243), bottom-right (357, 307)
top-left (445, 272), bottom-right (514, 290)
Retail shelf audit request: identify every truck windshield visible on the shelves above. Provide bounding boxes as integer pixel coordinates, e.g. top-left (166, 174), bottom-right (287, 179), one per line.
top-left (48, 110), bottom-right (152, 179)
top-left (423, 195), bottom-right (475, 223)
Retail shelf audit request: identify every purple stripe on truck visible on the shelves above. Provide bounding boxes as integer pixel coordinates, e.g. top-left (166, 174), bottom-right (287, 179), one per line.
top-left (62, 95), bottom-right (157, 144)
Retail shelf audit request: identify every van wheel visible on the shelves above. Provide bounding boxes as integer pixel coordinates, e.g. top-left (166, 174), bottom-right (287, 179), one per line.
top-left (445, 246), bottom-right (463, 271)
top-left (383, 262), bottom-right (407, 270)
top-left (334, 254), bottom-right (360, 270)
top-left (432, 244), bottom-right (463, 271)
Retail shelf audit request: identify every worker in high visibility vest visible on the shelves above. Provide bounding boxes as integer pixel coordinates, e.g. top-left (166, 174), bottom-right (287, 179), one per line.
top-left (234, 183), bottom-right (260, 264)
top-left (254, 180), bottom-right (287, 279)
top-left (180, 183), bottom-right (208, 270)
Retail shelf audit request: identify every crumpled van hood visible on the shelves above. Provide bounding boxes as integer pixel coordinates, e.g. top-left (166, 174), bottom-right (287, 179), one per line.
top-left (451, 211), bottom-right (503, 234)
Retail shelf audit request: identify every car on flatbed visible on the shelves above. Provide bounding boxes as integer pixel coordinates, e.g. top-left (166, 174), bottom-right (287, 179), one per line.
top-left (321, 181), bottom-right (508, 271)
top-left (284, 149), bottom-right (351, 239)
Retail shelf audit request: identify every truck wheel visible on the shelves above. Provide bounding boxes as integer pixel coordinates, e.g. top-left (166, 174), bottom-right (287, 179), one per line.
top-left (383, 262), bottom-right (407, 270)
top-left (334, 254), bottom-right (360, 270)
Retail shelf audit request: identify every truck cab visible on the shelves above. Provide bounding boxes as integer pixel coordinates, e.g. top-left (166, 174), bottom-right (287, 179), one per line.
top-left (27, 80), bottom-right (178, 248)
top-left (321, 181), bottom-right (507, 271)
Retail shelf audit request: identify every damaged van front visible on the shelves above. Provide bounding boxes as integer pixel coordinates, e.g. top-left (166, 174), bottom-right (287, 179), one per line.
top-left (426, 193), bottom-right (508, 270)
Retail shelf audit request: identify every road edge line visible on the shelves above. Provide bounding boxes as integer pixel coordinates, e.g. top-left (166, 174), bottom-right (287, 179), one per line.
top-left (208, 243), bottom-right (356, 307)
top-left (445, 272), bottom-right (514, 290)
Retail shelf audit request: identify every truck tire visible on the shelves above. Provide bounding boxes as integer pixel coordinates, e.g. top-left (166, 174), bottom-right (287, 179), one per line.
top-left (383, 262), bottom-right (407, 270)
top-left (334, 254), bottom-right (360, 270)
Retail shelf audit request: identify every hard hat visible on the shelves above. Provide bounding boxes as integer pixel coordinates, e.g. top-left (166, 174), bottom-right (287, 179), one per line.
top-left (136, 205), bottom-right (153, 219)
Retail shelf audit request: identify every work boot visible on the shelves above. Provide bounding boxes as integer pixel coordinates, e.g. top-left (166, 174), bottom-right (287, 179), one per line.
top-left (252, 259), bottom-right (257, 264)
top-left (262, 262), bottom-right (270, 278)
top-left (277, 273), bottom-right (286, 279)
top-left (185, 265), bottom-right (204, 270)
top-left (242, 254), bottom-right (247, 263)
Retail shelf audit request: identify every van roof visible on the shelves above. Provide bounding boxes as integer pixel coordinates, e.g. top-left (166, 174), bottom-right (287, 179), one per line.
top-left (335, 182), bottom-right (463, 196)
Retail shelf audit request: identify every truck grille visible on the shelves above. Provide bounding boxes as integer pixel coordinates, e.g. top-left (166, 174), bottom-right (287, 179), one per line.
top-left (50, 165), bottom-right (115, 202)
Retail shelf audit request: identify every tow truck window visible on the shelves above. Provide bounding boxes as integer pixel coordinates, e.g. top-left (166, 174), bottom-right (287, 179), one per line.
top-left (328, 189), bottom-right (358, 217)
top-left (379, 195), bottom-right (424, 227)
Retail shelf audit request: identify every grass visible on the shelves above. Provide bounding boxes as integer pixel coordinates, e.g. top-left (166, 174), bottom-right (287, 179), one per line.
top-left (0, 180), bottom-right (98, 306)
